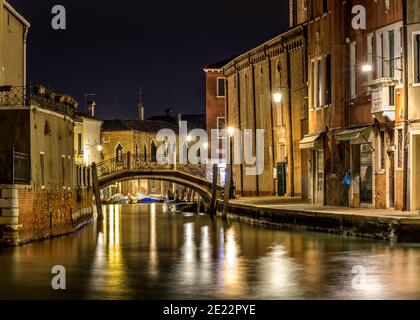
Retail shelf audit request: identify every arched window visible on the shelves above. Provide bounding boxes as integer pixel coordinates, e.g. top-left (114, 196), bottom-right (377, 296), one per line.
top-left (151, 141), bottom-right (157, 163)
top-left (144, 144), bottom-right (147, 162)
top-left (135, 144), bottom-right (139, 159)
top-left (116, 143), bottom-right (123, 161)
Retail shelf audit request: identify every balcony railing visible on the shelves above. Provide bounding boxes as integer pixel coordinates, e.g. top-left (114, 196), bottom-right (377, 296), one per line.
top-left (0, 149), bottom-right (31, 185)
top-left (0, 86), bottom-right (76, 118)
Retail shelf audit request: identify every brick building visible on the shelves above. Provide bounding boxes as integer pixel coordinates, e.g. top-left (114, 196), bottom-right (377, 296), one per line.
top-left (204, 59), bottom-right (233, 161)
top-left (224, 23), bottom-right (308, 197)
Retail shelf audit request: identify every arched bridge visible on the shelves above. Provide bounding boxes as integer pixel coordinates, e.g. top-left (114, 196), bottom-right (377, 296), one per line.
top-left (92, 153), bottom-right (223, 211)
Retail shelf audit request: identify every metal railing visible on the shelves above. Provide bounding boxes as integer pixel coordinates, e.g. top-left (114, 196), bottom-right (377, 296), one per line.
top-left (0, 149), bottom-right (31, 184)
top-left (96, 153), bottom-right (223, 186)
top-left (0, 86), bottom-right (76, 118)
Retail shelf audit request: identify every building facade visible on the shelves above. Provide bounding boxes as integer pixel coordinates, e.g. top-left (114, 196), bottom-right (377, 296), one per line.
top-left (0, 0), bottom-right (29, 88)
top-left (74, 111), bottom-right (103, 167)
top-left (224, 24), bottom-right (308, 198)
top-left (101, 119), bottom-right (179, 198)
top-left (0, 2), bottom-right (94, 246)
top-left (204, 59), bottom-right (230, 161)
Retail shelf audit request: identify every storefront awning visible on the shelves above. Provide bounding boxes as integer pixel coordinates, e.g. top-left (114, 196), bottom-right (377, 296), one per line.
top-left (336, 126), bottom-right (371, 142)
top-left (299, 133), bottom-right (323, 150)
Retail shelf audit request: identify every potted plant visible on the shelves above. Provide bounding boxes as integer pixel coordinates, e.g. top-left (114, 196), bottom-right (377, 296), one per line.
top-left (0, 85), bottom-right (12, 92)
top-left (34, 85), bottom-right (46, 95)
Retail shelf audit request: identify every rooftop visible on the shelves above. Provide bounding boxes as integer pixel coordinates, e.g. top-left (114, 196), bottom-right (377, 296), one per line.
top-left (102, 119), bottom-right (179, 134)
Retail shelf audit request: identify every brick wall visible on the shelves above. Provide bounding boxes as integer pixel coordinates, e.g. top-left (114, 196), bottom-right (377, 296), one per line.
top-left (0, 184), bottom-right (94, 246)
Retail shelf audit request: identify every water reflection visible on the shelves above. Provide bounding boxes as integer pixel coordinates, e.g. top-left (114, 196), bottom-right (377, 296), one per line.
top-left (1, 204), bottom-right (420, 299)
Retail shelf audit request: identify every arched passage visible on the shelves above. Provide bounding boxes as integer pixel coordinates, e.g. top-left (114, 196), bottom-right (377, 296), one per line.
top-left (98, 170), bottom-right (215, 209)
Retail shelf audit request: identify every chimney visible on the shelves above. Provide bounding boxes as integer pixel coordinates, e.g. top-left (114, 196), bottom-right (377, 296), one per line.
top-left (138, 102), bottom-right (145, 121)
top-left (87, 100), bottom-right (96, 117)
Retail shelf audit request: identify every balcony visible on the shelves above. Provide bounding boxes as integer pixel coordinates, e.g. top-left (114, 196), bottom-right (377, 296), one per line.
top-left (0, 85), bottom-right (76, 118)
top-left (366, 78), bottom-right (398, 122)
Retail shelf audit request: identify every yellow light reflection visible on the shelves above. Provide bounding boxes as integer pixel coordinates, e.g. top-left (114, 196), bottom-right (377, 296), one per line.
top-left (149, 203), bottom-right (158, 278)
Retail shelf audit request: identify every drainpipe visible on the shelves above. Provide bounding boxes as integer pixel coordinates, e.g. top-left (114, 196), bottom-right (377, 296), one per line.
top-left (251, 56), bottom-right (260, 196)
top-left (235, 64), bottom-right (244, 197)
top-left (402, 0), bottom-right (410, 211)
top-left (23, 25), bottom-right (29, 88)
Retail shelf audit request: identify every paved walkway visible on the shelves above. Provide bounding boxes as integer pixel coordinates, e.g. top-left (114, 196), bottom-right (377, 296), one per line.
top-left (230, 197), bottom-right (420, 221)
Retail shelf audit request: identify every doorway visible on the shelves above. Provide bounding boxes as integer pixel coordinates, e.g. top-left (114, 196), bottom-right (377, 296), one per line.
top-left (412, 135), bottom-right (420, 210)
top-left (314, 149), bottom-right (324, 205)
top-left (360, 143), bottom-right (373, 206)
top-left (389, 152), bottom-right (395, 208)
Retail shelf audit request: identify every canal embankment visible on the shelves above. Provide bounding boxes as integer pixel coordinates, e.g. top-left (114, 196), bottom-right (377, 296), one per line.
top-left (218, 197), bottom-right (420, 242)
top-left (0, 185), bottom-right (95, 246)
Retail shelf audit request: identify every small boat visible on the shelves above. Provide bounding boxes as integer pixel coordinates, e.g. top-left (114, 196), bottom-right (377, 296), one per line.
top-left (107, 193), bottom-right (128, 204)
top-left (167, 202), bottom-right (198, 213)
top-left (134, 192), bottom-right (164, 204)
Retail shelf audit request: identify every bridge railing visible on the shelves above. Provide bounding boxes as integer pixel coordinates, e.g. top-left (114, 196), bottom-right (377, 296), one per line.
top-left (96, 153), bottom-right (224, 187)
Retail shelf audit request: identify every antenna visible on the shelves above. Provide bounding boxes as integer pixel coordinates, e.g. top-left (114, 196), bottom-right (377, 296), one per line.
top-left (137, 86), bottom-right (147, 105)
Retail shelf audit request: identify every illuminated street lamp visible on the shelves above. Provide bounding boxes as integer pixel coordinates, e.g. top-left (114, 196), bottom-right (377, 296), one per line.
top-left (227, 126), bottom-right (235, 137)
top-left (362, 64), bottom-right (373, 72)
top-left (186, 135), bottom-right (192, 142)
top-left (273, 92), bottom-right (282, 104)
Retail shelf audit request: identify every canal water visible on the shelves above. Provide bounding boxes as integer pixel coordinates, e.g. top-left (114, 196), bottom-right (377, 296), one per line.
top-left (1, 204), bottom-right (420, 300)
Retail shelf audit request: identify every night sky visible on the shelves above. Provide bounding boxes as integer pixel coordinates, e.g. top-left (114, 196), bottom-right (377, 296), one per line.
top-left (8, 0), bottom-right (289, 120)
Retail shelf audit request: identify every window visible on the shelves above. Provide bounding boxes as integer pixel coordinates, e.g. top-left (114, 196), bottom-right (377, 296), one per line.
top-left (325, 54), bottom-right (332, 105)
top-left (78, 133), bottom-right (82, 154)
top-left (380, 33), bottom-right (385, 77)
top-left (61, 156), bottom-right (66, 187)
top-left (135, 144), bottom-right (139, 159)
top-left (217, 117), bottom-right (226, 138)
top-left (311, 61), bottom-right (315, 109)
top-left (414, 34), bottom-right (420, 83)
top-left (379, 131), bottom-right (386, 170)
top-left (83, 167), bottom-right (87, 187)
top-left (292, 0), bottom-right (297, 26)
top-left (40, 153), bottom-right (45, 187)
top-left (144, 145), bottom-right (148, 162)
top-left (151, 141), bottom-right (157, 163)
top-left (275, 61), bottom-right (281, 89)
top-left (87, 167), bottom-right (91, 187)
top-left (389, 30), bottom-right (395, 78)
top-left (317, 59), bottom-right (323, 107)
top-left (323, 0), bottom-right (328, 13)
top-left (367, 34), bottom-right (374, 83)
top-left (397, 129), bottom-right (403, 169)
top-left (116, 143), bottom-right (123, 161)
top-left (217, 78), bottom-right (226, 97)
top-left (389, 86), bottom-right (395, 106)
top-left (350, 41), bottom-right (356, 97)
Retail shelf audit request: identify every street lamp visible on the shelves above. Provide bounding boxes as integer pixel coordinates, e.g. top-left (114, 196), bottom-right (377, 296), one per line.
top-left (186, 135), bottom-right (192, 142)
top-left (273, 92), bottom-right (283, 104)
top-left (362, 64), bottom-right (373, 72)
top-left (85, 143), bottom-right (103, 152)
top-left (226, 126), bottom-right (235, 199)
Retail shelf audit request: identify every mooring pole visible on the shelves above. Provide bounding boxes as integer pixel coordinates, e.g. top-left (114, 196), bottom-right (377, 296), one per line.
top-left (210, 163), bottom-right (219, 215)
top-left (91, 163), bottom-right (103, 221)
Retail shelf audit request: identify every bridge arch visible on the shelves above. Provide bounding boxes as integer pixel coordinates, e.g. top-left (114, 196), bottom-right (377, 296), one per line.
top-left (99, 171), bottom-right (213, 208)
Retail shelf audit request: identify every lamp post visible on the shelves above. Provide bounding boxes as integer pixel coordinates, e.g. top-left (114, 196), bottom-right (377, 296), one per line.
top-left (84, 143), bottom-right (103, 166)
top-left (273, 87), bottom-right (294, 197)
top-left (227, 126), bottom-right (235, 199)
